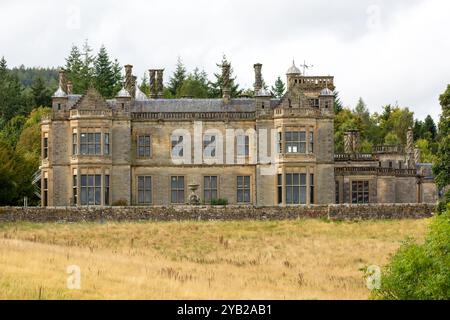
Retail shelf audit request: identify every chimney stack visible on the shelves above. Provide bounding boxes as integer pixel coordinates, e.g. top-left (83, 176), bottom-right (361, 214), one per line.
top-left (253, 63), bottom-right (262, 93)
top-left (406, 127), bottom-right (414, 152)
top-left (58, 69), bottom-right (67, 93)
top-left (124, 64), bottom-right (133, 96)
top-left (222, 63), bottom-right (231, 103)
top-left (157, 69), bottom-right (164, 97)
top-left (149, 69), bottom-right (157, 98)
top-left (344, 130), bottom-right (360, 154)
top-left (67, 81), bottom-right (73, 94)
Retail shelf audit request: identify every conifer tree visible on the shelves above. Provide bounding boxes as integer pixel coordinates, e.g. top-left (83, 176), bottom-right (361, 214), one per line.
top-left (0, 56), bottom-right (25, 121)
top-left (167, 57), bottom-right (186, 97)
top-left (30, 77), bottom-right (51, 107)
top-left (65, 45), bottom-right (83, 93)
top-left (208, 55), bottom-right (241, 98)
top-left (93, 45), bottom-right (116, 98)
top-left (271, 76), bottom-right (285, 98)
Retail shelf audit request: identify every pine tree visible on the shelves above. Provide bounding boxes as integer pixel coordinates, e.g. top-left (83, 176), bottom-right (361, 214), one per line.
top-left (433, 85), bottom-right (450, 197)
top-left (93, 45), bottom-right (116, 98)
top-left (30, 77), bottom-right (51, 107)
top-left (178, 68), bottom-right (210, 98)
top-left (111, 58), bottom-right (123, 96)
top-left (333, 91), bottom-right (344, 114)
top-left (80, 39), bottom-right (94, 91)
top-left (167, 57), bottom-right (186, 97)
top-left (139, 72), bottom-right (150, 96)
top-left (208, 55), bottom-right (241, 98)
top-left (65, 45), bottom-right (83, 93)
top-left (0, 56), bottom-right (26, 121)
top-left (423, 115), bottom-right (437, 141)
top-left (271, 76), bottom-right (285, 98)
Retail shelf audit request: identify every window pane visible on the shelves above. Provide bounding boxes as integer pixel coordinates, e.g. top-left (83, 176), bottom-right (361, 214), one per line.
top-left (244, 190), bottom-right (250, 203)
top-left (277, 174), bottom-right (282, 186)
top-left (286, 186), bottom-right (292, 204)
top-left (81, 175), bottom-right (87, 186)
top-left (87, 175), bottom-right (94, 186)
top-left (95, 187), bottom-right (101, 205)
top-left (300, 174), bottom-right (306, 185)
top-left (244, 176), bottom-right (250, 188)
top-left (286, 173), bottom-right (292, 186)
top-left (178, 177), bottom-right (184, 189)
top-left (293, 186), bottom-right (299, 204)
top-left (211, 176), bottom-right (217, 188)
top-left (88, 187), bottom-right (94, 204)
top-left (237, 190), bottom-right (243, 203)
top-left (171, 177), bottom-right (177, 189)
top-left (95, 175), bottom-right (101, 186)
top-left (300, 186), bottom-right (306, 204)
top-left (204, 176), bottom-right (210, 189)
top-left (145, 177), bottom-right (151, 190)
top-left (205, 190), bottom-right (210, 202)
top-left (178, 190), bottom-right (184, 203)
top-left (171, 190), bottom-right (177, 203)
top-left (80, 133), bottom-right (87, 143)
top-left (138, 190), bottom-right (144, 203)
top-left (293, 173), bottom-right (299, 186)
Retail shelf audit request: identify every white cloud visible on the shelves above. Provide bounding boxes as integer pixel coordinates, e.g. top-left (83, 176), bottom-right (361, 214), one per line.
top-left (0, 0), bottom-right (448, 120)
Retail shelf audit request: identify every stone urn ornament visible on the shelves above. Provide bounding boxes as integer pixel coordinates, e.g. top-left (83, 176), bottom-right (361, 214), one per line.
top-left (188, 183), bottom-right (200, 205)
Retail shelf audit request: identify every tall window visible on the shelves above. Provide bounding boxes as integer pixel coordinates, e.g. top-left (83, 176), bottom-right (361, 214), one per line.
top-left (204, 176), bottom-right (218, 203)
top-left (335, 181), bottom-right (340, 204)
top-left (43, 177), bottom-right (48, 206)
top-left (171, 135), bottom-right (184, 158)
top-left (137, 176), bottom-right (151, 204)
top-left (237, 135), bottom-right (249, 157)
top-left (171, 176), bottom-right (185, 204)
top-left (309, 131), bottom-right (314, 153)
top-left (237, 176), bottom-right (250, 203)
top-left (310, 174), bottom-right (314, 204)
top-left (104, 175), bottom-right (110, 205)
top-left (80, 133), bottom-right (101, 155)
top-left (72, 133), bottom-right (77, 155)
top-left (43, 137), bottom-right (48, 159)
top-left (285, 173), bottom-right (307, 204)
top-left (137, 135), bottom-right (151, 158)
top-left (285, 131), bottom-right (306, 153)
top-left (72, 175), bottom-right (77, 205)
top-left (104, 133), bottom-right (110, 155)
top-left (351, 181), bottom-right (369, 204)
top-left (277, 132), bottom-right (282, 153)
top-left (277, 174), bottom-right (282, 204)
top-left (203, 134), bottom-right (216, 157)
top-left (80, 174), bottom-right (102, 205)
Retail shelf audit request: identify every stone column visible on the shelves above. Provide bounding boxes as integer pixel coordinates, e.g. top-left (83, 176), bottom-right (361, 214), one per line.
top-left (157, 69), bottom-right (164, 98)
top-left (344, 132), bottom-right (352, 154)
top-left (58, 69), bottom-right (67, 93)
top-left (149, 69), bottom-right (157, 98)
top-left (253, 63), bottom-right (262, 93)
top-left (352, 130), bottom-right (360, 153)
top-left (222, 63), bottom-right (231, 103)
top-left (124, 64), bottom-right (133, 96)
top-left (67, 81), bottom-right (73, 94)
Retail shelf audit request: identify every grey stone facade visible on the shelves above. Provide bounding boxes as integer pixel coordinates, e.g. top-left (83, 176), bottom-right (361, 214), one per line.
top-left (40, 61), bottom-right (437, 207)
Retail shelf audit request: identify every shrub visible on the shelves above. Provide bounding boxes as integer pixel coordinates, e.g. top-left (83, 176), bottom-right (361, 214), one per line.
top-left (112, 199), bottom-right (128, 206)
top-left (210, 198), bottom-right (228, 206)
top-left (436, 189), bottom-right (450, 215)
top-left (371, 209), bottom-right (450, 300)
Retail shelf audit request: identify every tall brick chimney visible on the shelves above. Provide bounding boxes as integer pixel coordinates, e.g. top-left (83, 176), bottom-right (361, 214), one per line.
top-left (157, 69), bottom-right (164, 97)
top-left (124, 64), bottom-right (133, 96)
top-left (58, 69), bottom-right (67, 93)
top-left (254, 63), bottom-right (262, 93)
top-left (222, 63), bottom-right (231, 103)
top-left (149, 69), bottom-right (157, 98)
top-left (67, 81), bottom-right (73, 94)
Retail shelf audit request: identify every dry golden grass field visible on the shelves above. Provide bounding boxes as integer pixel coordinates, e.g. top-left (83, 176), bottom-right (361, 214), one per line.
top-left (0, 218), bottom-right (429, 300)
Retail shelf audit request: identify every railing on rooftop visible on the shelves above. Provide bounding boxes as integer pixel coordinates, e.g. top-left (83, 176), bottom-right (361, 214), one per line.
top-left (334, 153), bottom-right (377, 161)
top-left (335, 166), bottom-right (416, 176)
top-left (372, 145), bottom-right (404, 154)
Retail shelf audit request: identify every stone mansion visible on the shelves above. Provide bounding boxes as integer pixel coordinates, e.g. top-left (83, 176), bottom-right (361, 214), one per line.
top-left (40, 62), bottom-right (437, 207)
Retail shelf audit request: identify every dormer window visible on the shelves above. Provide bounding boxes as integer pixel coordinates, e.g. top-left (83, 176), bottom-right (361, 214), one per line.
top-left (261, 102), bottom-right (265, 109)
top-left (57, 103), bottom-right (61, 110)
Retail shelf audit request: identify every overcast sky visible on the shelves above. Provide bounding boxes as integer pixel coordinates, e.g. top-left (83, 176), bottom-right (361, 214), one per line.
top-left (1, 0), bottom-right (449, 120)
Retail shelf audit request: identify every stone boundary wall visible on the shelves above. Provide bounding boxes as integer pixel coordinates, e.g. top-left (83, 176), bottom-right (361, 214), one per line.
top-left (0, 203), bottom-right (435, 222)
